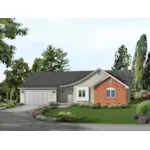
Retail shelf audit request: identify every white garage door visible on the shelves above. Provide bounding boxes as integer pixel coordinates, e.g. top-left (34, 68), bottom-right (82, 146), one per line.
top-left (25, 90), bottom-right (53, 105)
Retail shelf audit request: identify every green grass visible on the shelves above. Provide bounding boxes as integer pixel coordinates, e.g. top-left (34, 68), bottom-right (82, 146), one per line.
top-left (43, 100), bottom-right (142, 124)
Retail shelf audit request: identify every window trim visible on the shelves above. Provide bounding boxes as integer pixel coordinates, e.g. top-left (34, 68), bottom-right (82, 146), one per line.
top-left (106, 88), bottom-right (116, 98)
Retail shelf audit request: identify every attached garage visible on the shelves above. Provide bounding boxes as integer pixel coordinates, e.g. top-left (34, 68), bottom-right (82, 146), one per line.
top-left (20, 89), bottom-right (57, 105)
top-left (25, 90), bottom-right (53, 105)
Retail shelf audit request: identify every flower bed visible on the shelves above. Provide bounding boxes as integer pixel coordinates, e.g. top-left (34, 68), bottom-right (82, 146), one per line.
top-left (33, 105), bottom-right (78, 123)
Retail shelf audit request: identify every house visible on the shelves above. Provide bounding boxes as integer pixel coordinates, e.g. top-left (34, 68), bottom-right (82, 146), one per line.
top-left (18, 68), bottom-right (132, 105)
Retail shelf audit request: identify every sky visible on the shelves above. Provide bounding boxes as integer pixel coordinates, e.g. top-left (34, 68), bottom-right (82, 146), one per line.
top-left (0, 18), bottom-right (150, 82)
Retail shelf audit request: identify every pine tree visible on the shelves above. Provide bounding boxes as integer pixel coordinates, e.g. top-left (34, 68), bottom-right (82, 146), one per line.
top-left (112, 45), bottom-right (131, 70)
top-left (41, 45), bottom-right (69, 71)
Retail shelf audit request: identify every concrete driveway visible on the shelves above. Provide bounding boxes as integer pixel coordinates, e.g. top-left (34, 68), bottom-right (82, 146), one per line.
top-left (1, 105), bottom-right (150, 131)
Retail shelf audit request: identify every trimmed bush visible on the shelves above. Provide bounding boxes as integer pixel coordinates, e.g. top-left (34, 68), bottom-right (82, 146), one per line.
top-left (119, 104), bottom-right (129, 108)
top-left (100, 104), bottom-right (108, 108)
top-left (136, 101), bottom-right (150, 117)
top-left (49, 101), bottom-right (59, 106)
top-left (90, 103), bottom-right (100, 109)
top-left (79, 103), bottom-right (91, 107)
top-left (73, 103), bottom-right (79, 106)
top-left (139, 116), bottom-right (150, 124)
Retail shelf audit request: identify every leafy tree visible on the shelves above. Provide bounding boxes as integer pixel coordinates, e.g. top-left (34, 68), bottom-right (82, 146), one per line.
top-left (4, 58), bottom-right (31, 88)
top-left (4, 58), bottom-right (31, 100)
top-left (0, 18), bottom-right (28, 67)
top-left (144, 52), bottom-right (150, 89)
top-left (32, 58), bottom-right (43, 72)
top-left (41, 45), bottom-right (70, 71)
top-left (135, 34), bottom-right (147, 90)
top-left (112, 45), bottom-right (131, 70)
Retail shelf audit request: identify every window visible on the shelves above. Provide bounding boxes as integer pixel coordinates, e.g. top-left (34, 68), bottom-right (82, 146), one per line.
top-left (78, 90), bottom-right (86, 97)
top-left (106, 88), bottom-right (116, 98)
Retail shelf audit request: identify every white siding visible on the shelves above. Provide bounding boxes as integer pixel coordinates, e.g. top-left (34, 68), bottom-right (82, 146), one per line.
top-left (73, 70), bottom-right (109, 103)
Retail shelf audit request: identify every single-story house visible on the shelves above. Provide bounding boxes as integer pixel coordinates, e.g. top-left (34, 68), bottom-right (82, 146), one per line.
top-left (18, 68), bottom-right (132, 105)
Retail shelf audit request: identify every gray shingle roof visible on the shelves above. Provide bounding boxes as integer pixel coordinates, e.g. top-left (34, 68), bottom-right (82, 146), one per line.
top-left (19, 70), bottom-right (132, 88)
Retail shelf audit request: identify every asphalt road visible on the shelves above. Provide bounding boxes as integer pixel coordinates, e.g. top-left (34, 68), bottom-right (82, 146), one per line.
top-left (0, 106), bottom-right (150, 131)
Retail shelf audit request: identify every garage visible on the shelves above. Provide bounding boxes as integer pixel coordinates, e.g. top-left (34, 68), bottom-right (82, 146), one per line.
top-left (25, 90), bottom-right (54, 105)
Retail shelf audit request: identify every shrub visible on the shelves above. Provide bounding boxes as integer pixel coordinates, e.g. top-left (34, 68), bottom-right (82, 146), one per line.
top-left (73, 103), bottom-right (79, 106)
top-left (40, 106), bottom-right (51, 114)
top-left (33, 108), bottom-right (41, 118)
top-left (73, 103), bottom-right (91, 107)
top-left (4, 99), bottom-right (8, 103)
top-left (100, 104), bottom-right (108, 108)
top-left (49, 101), bottom-right (59, 106)
top-left (35, 114), bottom-right (57, 122)
top-left (136, 101), bottom-right (150, 117)
top-left (134, 92), bottom-right (141, 100)
top-left (6, 103), bottom-right (15, 108)
top-left (57, 111), bottom-right (78, 122)
top-left (90, 103), bottom-right (100, 109)
top-left (119, 104), bottom-right (129, 108)
top-left (0, 95), bottom-right (2, 102)
top-left (133, 113), bottom-right (142, 119)
top-left (140, 90), bottom-right (148, 100)
top-left (13, 100), bottom-right (17, 105)
top-left (79, 103), bottom-right (91, 107)
top-left (139, 116), bottom-right (150, 124)
top-left (58, 111), bottom-right (74, 117)
top-left (147, 92), bottom-right (150, 100)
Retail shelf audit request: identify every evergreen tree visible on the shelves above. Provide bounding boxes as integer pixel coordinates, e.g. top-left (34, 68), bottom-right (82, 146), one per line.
top-left (41, 45), bottom-right (69, 72)
top-left (135, 34), bottom-right (147, 90)
top-left (32, 58), bottom-right (43, 72)
top-left (144, 52), bottom-right (150, 89)
top-left (112, 45), bottom-right (131, 70)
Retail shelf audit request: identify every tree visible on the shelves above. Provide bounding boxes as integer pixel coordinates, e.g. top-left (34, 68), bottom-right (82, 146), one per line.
top-left (144, 52), bottom-right (150, 89)
top-left (112, 45), bottom-right (131, 70)
top-left (0, 18), bottom-right (28, 67)
top-left (4, 58), bottom-right (31, 88)
top-left (131, 44), bottom-right (138, 97)
top-left (4, 58), bottom-right (31, 100)
top-left (41, 45), bottom-right (70, 71)
top-left (135, 34), bottom-right (147, 90)
top-left (32, 58), bottom-right (43, 72)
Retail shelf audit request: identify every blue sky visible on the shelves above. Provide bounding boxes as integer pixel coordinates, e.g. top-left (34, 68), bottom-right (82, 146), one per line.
top-left (0, 18), bottom-right (150, 82)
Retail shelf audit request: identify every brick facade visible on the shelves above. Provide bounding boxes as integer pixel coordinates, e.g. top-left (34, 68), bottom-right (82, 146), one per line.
top-left (94, 77), bottom-right (127, 104)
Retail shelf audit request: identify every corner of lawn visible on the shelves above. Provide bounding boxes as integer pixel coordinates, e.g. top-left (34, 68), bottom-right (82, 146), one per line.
top-left (43, 101), bottom-right (140, 124)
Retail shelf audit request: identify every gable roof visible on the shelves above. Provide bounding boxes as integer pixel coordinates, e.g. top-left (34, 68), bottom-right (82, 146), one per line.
top-left (19, 70), bottom-right (132, 88)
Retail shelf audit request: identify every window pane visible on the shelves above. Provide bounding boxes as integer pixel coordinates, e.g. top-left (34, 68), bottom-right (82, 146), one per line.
top-left (79, 90), bottom-right (82, 97)
top-left (106, 90), bottom-right (110, 97)
top-left (82, 90), bottom-right (85, 97)
top-left (111, 90), bottom-right (115, 97)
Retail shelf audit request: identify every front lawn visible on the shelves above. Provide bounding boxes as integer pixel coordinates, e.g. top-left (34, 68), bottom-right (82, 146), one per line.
top-left (43, 101), bottom-right (140, 124)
